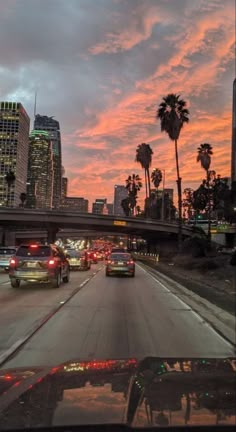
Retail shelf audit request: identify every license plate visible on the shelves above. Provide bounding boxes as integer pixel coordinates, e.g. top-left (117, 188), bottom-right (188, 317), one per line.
top-left (27, 262), bottom-right (37, 268)
top-left (118, 261), bottom-right (124, 265)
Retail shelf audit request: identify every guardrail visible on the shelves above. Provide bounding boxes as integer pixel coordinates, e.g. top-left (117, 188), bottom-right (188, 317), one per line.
top-left (133, 252), bottom-right (159, 264)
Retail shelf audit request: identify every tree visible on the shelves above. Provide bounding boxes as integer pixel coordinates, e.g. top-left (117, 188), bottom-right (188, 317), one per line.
top-left (135, 143), bottom-right (153, 200)
top-left (19, 192), bottom-right (27, 207)
top-left (157, 93), bottom-right (189, 251)
top-left (151, 168), bottom-right (162, 188)
top-left (197, 143), bottom-right (213, 244)
top-left (183, 188), bottom-right (194, 219)
top-left (5, 170), bottom-right (16, 207)
top-left (124, 173), bottom-right (142, 216)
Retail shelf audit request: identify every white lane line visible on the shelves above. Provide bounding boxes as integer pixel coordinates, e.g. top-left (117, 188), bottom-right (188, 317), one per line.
top-left (137, 263), bottom-right (235, 348)
top-left (0, 270), bottom-right (102, 368)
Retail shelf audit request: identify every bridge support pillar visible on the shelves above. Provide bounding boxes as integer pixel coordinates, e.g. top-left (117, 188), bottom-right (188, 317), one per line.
top-left (47, 226), bottom-right (58, 244)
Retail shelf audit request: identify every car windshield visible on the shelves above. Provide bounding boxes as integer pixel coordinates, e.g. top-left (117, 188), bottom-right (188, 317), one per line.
top-left (110, 253), bottom-right (131, 261)
top-left (0, 0), bottom-right (235, 430)
top-left (16, 246), bottom-right (51, 257)
top-left (0, 249), bottom-right (15, 255)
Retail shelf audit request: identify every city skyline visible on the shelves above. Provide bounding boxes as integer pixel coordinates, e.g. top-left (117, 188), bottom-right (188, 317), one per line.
top-left (0, 0), bottom-right (234, 206)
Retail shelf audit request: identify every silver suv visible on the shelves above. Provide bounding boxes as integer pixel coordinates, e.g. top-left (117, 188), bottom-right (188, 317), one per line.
top-left (9, 244), bottom-right (70, 288)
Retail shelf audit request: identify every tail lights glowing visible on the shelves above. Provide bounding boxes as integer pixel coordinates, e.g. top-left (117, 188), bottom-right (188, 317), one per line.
top-left (48, 259), bottom-right (55, 266)
top-left (10, 258), bottom-right (17, 267)
top-left (127, 260), bottom-right (134, 265)
top-left (30, 244), bottom-right (38, 248)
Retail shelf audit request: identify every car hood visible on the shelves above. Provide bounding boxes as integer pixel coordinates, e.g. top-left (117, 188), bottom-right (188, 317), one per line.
top-left (0, 357), bottom-right (235, 429)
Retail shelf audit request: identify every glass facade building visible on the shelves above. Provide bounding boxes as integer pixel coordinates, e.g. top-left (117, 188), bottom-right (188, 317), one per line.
top-left (113, 185), bottom-right (128, 216)
top-left (34, 114), bottom-right (62, 208)
top-left (62, 197), bottom-right (88, 212)
top-left (0, 102), bottom-right (30, 207)
top-left (27, 130), bottom-right (54, 209)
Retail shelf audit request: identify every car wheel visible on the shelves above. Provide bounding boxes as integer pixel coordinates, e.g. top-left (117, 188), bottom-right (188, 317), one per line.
top-left (11, 278), bottom-right (20, 288)
top-left (106, 271), bottom-right (110, 277)
top-left (52, 272), bottom-right (61, 288)
top-left (62, 269), bottom-right (70, 283)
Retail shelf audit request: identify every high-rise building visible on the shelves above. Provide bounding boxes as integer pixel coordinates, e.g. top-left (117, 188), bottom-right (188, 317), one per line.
top-left (62, 197), bottom-right (88, 212)
top-left (92, 198), bottom-right (107, 214)
top-left (34, 114), bottom-right (62, 208)
top-left (107, 203), bottom-right (114, 215)
top-left (27, 130), bottom-right (54, 209)
top-left (62, 177), bottom-right (68, 202)
top-left (114, 185), bottom-right (128, 216)
top-left (0, 102), bottom-right (30, 207)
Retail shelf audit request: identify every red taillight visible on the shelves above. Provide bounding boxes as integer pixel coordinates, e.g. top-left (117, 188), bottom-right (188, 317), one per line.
top-left (48, 259), bottom-right (55, 266)
top-left (30, 244), bottom-right (38, 248)
top-left (94, 253), bottom-right (97, 258)
top-left (127, 261), bottom-right (134, 264)
top-left (107, 260), bottom-right (111, 264)
top-left (10, 258), bottom-right (17, 267)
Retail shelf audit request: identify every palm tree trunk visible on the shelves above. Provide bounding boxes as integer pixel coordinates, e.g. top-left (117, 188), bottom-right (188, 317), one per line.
top-left (175, 139), bottom-right (182, 252)
top-left (207, 170), bottom-right (211, 247)
top-left (144, 169), bottom-right (148, 199)
top-left (147, 168), bottom-right (151, 198)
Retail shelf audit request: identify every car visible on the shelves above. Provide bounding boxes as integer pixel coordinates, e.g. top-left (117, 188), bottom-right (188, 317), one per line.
top-left (87, 250), bottom-right (98, 264)
top-left (0, 247), bottom-right (16, 271)
top-left (9, 243), bottom-right (70, 288)
top-left (95, 250), bottom-right (104, 260)
top-left (106, 252), bottom-right (135, 277)
top-left (110, 247), bottom-right (126, 253)
top-left (66, 250), bottom-right (91, 270)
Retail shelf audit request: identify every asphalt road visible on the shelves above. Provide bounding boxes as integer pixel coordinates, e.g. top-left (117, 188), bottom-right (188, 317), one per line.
top-left (0, 262), bottom-right (234, 370)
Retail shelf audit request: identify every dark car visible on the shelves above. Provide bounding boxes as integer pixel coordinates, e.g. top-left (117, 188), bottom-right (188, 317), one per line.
top-left (87, 250), bottom-right (98, 264)
top-left (9, 244), bottom-right (70, 288)
top-left (106, 252), bottom-right (135, 277)
top-left (0, 246), bottom-right (16, 271)
top-left (66, 249), bottom-right (91, 270)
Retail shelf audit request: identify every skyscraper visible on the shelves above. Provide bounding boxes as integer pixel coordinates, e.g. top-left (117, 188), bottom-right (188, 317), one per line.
top-left (0, 102), bottom-right (30, 207)
top-left (92, 198), bottom-right (107, 214)
top-left (231, 78), bottom-right (236, 183)
top-left (114, 185), bottom-right (128, 216)
top-left (34, 114), bottom-right (62, 208)
top-left (62, 177), bottom-right (68, 203)
top-left (27, 130), bottom-right (54, 209)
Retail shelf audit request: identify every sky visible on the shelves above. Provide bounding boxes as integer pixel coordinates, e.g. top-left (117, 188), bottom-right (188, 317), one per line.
top-left (0, 0), bottom-right (235, 208)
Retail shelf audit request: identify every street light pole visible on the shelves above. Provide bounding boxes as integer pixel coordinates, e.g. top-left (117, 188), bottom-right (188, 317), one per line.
top-left (161, 169), bottom-right (165, 221)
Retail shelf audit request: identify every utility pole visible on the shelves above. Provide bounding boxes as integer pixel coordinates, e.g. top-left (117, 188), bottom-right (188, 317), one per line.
top-left (161, 169), bottom-right (165, 221)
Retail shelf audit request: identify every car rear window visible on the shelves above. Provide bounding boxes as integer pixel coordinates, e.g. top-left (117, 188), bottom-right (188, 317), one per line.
top-left (110, 253), bottom-right (131, 260)
top-left (67, 250), bottom-right (81, 257)
top-left (0, 248), bottom-right (16, 255)
top-left (16, 246), bottom-right (51, 257)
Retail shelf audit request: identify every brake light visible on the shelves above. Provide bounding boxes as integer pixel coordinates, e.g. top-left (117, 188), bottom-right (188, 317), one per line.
top-left (107, 260), bottom-right (111, 264)
top-left (10, 258), bottom-right (17, 267)
top-left (48, 259), bottom-right (55, 266)
top-left (94, 253), bottom-right (97, 257)
top-left (127, 261), bottom-right (134, 264)
top-left (30, 244), bottom-right (38, 248)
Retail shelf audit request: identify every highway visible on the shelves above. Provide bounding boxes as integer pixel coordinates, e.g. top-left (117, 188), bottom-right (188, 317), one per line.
top-left (0, 262), bottom-right (234, 370)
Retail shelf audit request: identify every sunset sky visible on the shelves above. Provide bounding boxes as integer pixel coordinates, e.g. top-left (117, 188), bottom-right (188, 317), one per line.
top-left (0, 0), bottom-right (235, 208)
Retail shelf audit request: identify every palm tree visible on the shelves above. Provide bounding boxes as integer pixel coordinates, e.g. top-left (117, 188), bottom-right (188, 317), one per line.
top-left (197, 143), bottom-right (213, 244)
top-left (151, 168), bottom-right (162, 188)
top-left (5, 171), bottom-right (16, 207)
top-left (125, 174), bottom-right (142, 216)
top-left (135, 143), bottom-right (153, 199)
top-left (19, 192), bottom-right (27, 207)
top-left (157, 93), bottom-right (189, 251)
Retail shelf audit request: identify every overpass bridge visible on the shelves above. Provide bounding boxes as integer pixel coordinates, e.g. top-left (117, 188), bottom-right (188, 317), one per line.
top-left (0, 208), bottom-right (195, 245)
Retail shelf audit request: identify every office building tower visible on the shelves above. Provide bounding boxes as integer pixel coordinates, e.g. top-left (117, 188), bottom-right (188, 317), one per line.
top-left (0, 102), bottom-right (30, 207)
top-left (92, 198), bottom-right (107, 214)
top-left (34, 114), bottom-right (62, 208)
top-left (62, 177), bottom-right (68, 202)
top-left (27, 130), bottom-right (54, 209)
top-left (114, 185), bottom-right (128, 216)
top-left (63, 197), bottom-right (88, 212)
top-left (107, 203), bottom-right (114, 215)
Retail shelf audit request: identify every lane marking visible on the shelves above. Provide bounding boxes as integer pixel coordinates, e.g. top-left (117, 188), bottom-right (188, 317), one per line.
top-left (137, 262), bottom-right (235, 349)
top-left (0, 268), bottom-right (102, 368)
